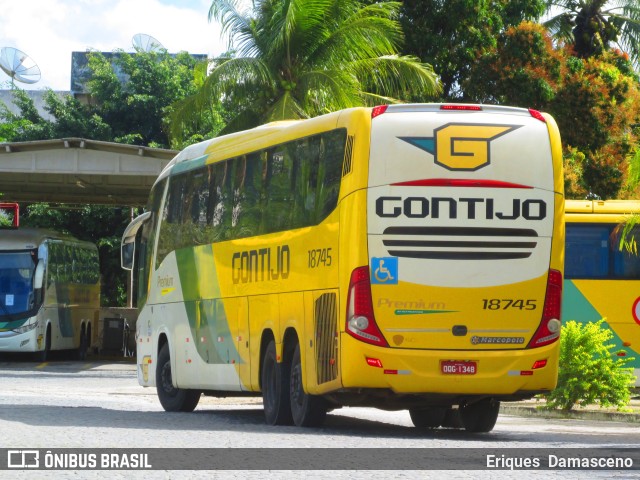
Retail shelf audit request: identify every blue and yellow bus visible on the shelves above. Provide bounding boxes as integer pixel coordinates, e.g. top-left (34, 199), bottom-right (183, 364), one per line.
top-left (564, 199), bottom-right (640, 385)
top-left (122, 104), bottom-right (565, 432)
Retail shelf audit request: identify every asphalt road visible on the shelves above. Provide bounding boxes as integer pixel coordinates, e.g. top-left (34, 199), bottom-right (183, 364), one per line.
top-left (0, 358), bottom-right (638, 480)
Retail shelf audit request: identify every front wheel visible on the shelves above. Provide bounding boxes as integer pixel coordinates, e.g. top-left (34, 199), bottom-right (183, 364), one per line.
top-left (290, 344), bottom-right (327, 427)
top-left (460, 398), bottom-right (500, 433)
top-left (156, 343), bottom-right (201, 412)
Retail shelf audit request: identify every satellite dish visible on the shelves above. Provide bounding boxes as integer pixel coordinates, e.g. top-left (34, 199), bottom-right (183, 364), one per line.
top-left (0, 47), bottom-right (41, 85)
top-left (132, 34), bottom-right (165, 53)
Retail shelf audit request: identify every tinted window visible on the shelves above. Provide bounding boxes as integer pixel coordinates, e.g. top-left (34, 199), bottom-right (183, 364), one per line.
top-left (565, 223), bottom-right (640, 279)
top-left (155, 128), bottom-right (347, 267)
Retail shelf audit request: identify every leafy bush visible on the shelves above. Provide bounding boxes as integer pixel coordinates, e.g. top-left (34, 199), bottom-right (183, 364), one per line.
top-left (542, 319), bottom-right (636, 411)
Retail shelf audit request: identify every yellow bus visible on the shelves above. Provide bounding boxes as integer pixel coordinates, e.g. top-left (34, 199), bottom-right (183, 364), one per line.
top-left (0, 206), bottom-right (100, 361)
top-left (122, 104), bottom-right (565, 432)
top-left (564, 199), bottom-right (640, 385)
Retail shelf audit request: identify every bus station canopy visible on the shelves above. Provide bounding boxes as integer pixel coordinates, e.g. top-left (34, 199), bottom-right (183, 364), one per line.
top-left (0, 138), bottom-right (177, 206)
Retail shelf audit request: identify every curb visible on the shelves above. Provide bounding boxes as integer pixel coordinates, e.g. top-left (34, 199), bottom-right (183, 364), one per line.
top-left (500, 404), bottom-right (640, 423)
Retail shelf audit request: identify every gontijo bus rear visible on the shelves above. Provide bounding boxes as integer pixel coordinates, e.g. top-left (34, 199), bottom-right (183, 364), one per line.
top-left (122, 103), bottom-right (564, 433)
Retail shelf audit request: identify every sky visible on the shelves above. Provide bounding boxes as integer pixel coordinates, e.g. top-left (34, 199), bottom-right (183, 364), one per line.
top-left (0, 0), bottom-right (231, 91)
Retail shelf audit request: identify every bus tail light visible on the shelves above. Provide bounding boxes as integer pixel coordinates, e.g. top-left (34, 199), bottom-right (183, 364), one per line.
top-left (528, 108), bottom-right (547, 123)
top-left (527, 269), bottom-right (563, 348)
top-left (346, 266), bottom-right (389, 347)
top-left (440, 104), bottom-right (482, 111)
top-left (371, 105), bottom-right (388, 119)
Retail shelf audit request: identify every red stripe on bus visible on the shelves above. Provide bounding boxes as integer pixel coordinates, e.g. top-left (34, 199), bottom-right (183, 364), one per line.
top-left (391, 179), bottom-right (533, 189)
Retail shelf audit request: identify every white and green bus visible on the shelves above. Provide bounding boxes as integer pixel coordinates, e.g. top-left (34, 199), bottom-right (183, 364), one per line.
top-left (0, 212), bottom-right (100, 361)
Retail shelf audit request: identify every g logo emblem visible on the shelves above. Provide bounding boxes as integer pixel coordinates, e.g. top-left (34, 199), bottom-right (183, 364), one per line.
top-left (400, 123), bottom-right (521, 171)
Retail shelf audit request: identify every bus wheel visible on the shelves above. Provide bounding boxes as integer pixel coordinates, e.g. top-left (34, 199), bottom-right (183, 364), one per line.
top-left (460, 398), bottom-right (500, 433)
top-left (409, 407), bottom-right (447, 429)
top-left (290, 344), bottom-right (327, 427)
top-left (34, 325), bottom-right (51, 362)
top-left (76, 326), bottom-right (88, 361)
top-left (156, 343), bottom-right (201, 412)
top-left (261, 340), bottom-right (293, 425)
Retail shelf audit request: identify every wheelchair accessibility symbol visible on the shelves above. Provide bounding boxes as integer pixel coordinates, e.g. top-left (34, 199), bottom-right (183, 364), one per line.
top-left (371, 257), bottom-right (398, 285)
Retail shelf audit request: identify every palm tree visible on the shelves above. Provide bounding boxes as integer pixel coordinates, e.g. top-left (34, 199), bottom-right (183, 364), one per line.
top-left (171, 0), bottom-right (440, 138)
top-left (544, 0), bottom-right (640, 63)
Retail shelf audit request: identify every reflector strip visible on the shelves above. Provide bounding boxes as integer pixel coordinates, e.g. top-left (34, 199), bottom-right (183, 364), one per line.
top-left (392, 178), bottom-right (533, 189)
top-left (366, 357), bottom-right (383, 368)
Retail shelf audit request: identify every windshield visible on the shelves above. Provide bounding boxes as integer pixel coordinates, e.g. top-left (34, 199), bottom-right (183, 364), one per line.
top-left (0, 250), bottom-right (37, 318)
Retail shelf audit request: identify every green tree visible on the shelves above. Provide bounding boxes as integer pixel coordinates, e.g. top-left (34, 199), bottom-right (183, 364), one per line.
top-left (400, 0), bottom-right (546, 100)
top-left (171, 0), bottom-right (440, 137)
top-left (542, 319), bottom-right (635, 411)
top-left (87, 50), bottom-right (225, 148)
top-left (544, 0), bottom-right (640, 64)
top-left (466, 22), bottom-right (640, 199)
top-left (0, 89), bottom-right (112, 142)
top-left (0, 50), bottom-right (221, 305)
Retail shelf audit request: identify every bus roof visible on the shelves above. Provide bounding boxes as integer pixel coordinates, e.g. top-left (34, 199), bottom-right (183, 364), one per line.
top-left (566, 199), bottom-right (640, 214)
top-left (156, 103), bottom-right (550, 189)
top-left (565, 199), bottom-right (640, 223)
top-left (0, 227), bottom-right (94, 251)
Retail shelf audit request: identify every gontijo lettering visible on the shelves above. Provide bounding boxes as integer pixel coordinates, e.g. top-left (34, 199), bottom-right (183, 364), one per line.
top-left (232, 245), bottom-right (290, 284)
top-left (376, 196), bottom-right (547, 220)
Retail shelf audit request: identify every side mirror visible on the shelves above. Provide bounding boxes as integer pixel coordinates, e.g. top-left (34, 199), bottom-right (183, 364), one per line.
top-left (121, 211), bottom-right (151, 271)
top-left (33, 261), bottom-right (45, 290)
top-left (121, 241), bottom-right (135, 271)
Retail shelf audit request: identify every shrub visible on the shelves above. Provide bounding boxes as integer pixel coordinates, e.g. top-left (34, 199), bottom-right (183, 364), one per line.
top-left (541, 319), bottom-right (636, 411)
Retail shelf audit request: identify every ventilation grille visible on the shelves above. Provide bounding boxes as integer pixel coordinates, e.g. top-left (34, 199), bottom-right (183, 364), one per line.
top-left (314, 292), bottom-right (338, 384)
top-left (382, 226), bottom-right (539, 260)
top-left (342, 135), bottom-right (354, 177)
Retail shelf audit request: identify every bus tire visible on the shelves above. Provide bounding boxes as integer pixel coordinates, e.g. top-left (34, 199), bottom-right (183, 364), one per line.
top-left (76, 325), bottom-right (88, 361)
top-left (34, 325), bottom-right (51, 362)
top-left (290, 343), bottom-right (327, 427)
top-left (261, 340), bottom-right (293, 425)
top-left (409, 407), bottom-right (448, 429)
top-left (156, 343), bottom-right (201, 412)
top-left (460, 398), bottom-right (500, 433)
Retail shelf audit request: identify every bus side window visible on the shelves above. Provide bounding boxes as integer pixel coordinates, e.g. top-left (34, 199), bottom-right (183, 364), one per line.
top-left (318, 129), bottom-right (346, 219)
top-left (565, 224), bottom-right (610, 278)
top-left (157, 175), bottom-right (186, 267)
top-left (236, 152), bottom-right (262, 238)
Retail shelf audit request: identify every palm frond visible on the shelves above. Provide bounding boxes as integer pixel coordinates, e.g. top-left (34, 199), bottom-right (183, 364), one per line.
top-left (615, 213), bottom-right (640, 254)
top-left (607, 5), bottom-right (640, 65)
top-left (209, 0), bottom-right (260, 57)
top-left (202, 56), bottom-right (275, 100)
top-left (296, 68), bottom-right (362, 113)
top-left (169, 56), bottom-right (274, 140)
top-left (543, 12), bottom-right (576, 45)
top-left (350, 55), bottom-right (441, 101)
top-left (309, 4), bottom-right (402, 67)
top-left (264, 91), bottom-right (308, 121)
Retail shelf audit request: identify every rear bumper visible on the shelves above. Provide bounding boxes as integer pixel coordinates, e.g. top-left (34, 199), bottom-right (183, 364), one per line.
top-left (339, 333), bottom-right (559, 396)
